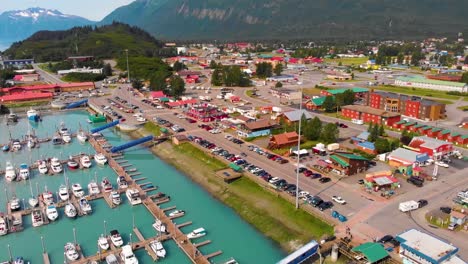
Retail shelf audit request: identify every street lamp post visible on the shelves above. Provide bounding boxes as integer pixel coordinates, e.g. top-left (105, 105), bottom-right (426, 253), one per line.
top-left (295, 87), bottom-right (304, 209)
top-left (125, 49), bottom-right (130, 83)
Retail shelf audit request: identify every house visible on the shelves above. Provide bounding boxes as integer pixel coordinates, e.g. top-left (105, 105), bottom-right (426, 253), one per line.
top-left (450, 211), bottom-right (466, 226)
top-left (436, 129), bottom-right (451, 141)
top-left (328, 152), bottom-right (369, 176)
top-left (304, 97), bottom-right (327, 110)
top-left (351, 243), bottom-right (389, 264)
top-left (409, 136), bottom-right (453, 158)
top-left (356, 141), bottom-right (376, 155)
top-left (396, 229), bottom-right (465, 264)
top-left (238, 119), bottom-right (275, 138)
top-left (268, 131), bottom-right (299, 149)
top-left (456, 135), bottom-right (468, 147)
top-left (277, 109), bottom-right (313, 124)
top-left (149, 91), bottom-right (168, 100)
top-left (387, 148), bottom-right (429, 175)
top-left (341, 105), bottom-right (401, 126)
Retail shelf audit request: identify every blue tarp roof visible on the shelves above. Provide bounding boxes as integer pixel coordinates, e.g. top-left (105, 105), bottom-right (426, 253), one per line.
top-left (358, 141), bottom-right (375, 150)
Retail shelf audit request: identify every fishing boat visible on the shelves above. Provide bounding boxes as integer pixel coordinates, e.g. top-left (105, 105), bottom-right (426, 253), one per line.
top-left (0, 215), bottom-right (8, 236)
top-left (168, 210), bottom-right (185, 218)
top-left (13, 257), bottom-right (24, 264)
top-left (117, 176), bottom-right (128, 189)
top-left (64, 203), bottom-right (77, 218)
top-left (12, 141), bottom-right (21, 151)
top-left (42, 191), bottom-right (54, 205)
top-left (152, 219), bottom-right (166, 233)
top-left (7, 112), bottom-right (18, 123)
top-left (62, 132), bottom-right (72, 143)
top-left (80, 155), bottom-right (92, 168)
top-left (187, 228), bottom-right (207, 239)
top-left (27, 138), bottom-right (35, 149)
top-left (27, 108), bottom-right (40, 122)
top-left (223, 258), bottom-right (239, 264)
top-left (101, 177), bottom-right (113, 193)
top-left (31, 210), bottom-right (44, 227)
top-left (120, 245), bottom-right (138, 264)
top-left (79, 198), bottom-right (92, 214)
top-left (18, 163), bottom-right (30, 180)
top-left (94, 153), bottom-right (108, 165)
top-left (50, 157), bottom-right (63, 173)
top-left (38, 160), bottom-right (48, 174)
top-left (125, 189), bottom-right (142, 205)
top-left (88, 180), bottom-right (100, 195)
top-left (72, 183), bottom-right (85, 198)
top-left (110, 230), bottom-right (124, 247)
top-left (110, 191), bottom-right (121, 205)
top-left (52, 134), bottom-right (63, 145)
top-left (58, 122), bottom-right (69, 135)
top-left (149, 240), bottom-right (166, 258)
top-left (59, 185), bottom-right (69, 201)
top-left (77, 129), bottom-right (88, 142)
top-left (2, 145), bottom-right (9, 152)
top-left (46, 204), bottom-right (59, 221)
top-left (5, 161), bottom-right (17, 182)
top-left (64, 242), bottom-right (80, 261)
top-left (9, 196), bottom-right (20, 211)
top-left (67, 157), bottom-right (79, 169)
top-left (28, 180), bottom-right (38, 207)
top-left (98, 234), bottom-right (110, 251)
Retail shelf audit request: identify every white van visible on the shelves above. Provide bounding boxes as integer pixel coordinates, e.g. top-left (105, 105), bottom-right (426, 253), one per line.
top-left (351, 119), bottom-right (364, 125)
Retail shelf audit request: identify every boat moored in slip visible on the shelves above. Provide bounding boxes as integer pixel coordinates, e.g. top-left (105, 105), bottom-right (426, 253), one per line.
top-left (62, 132), bottom-right (72, 143)
top-left (9, 196), bottom-right (21, 211)
top-left (187, 228), bottom-right (207, 240)
top-left (168, 210), bottom-right (185, 218)
top-left (72, 183), bottom-right (85, 198)
top-left (0, 215), bottom-right (8, 236)
top-left (2, 144), bottom-right (9, 152)
top-left (149, 240), bottom-right (166, 258)
top-left (59, 185), bottom-right (69, 201)
top-left (101, 177), bottom-right (113, 193)
top-left (29, 196), bottom-right (38, 208)
top-left (42, 191), bottom-right (54, 205)
top-left (27, 108), bottom-right (40, 122)
top-left (52, 134), bottom-right (63, 145)
top-left (64, 202), bottom-right (77, 218)
top-left (64, 242), bottom-right (80, 261)
top-left (14, 256), bottom-right (25, 264)
top-left (98, 234), bottom-right (110, 251)
top-left (125, 189), bottom-right (142, 205)
top-left (79, 198), bottom-right (92, 214)
top-left (5, 161), bottom-right (17, 182)
top-left (117, 176), bottom-right (128, 189)
top-left (50, 157), bottom-right (63, 173)
top-left (110, 230), bottom-right (124, 247)
top-left (77, 129), bottom-right (88, 142)
top-left (110, 191), bottom-right (121, 205)
top-left (37, 160), bottom-right (48, 174)
top-left (46, 204), bottom-right (59, 221)
top-left (80, 155), bottom-right (92, 168)
top-left (7, 112), bottom-right (18, 123)
top-left (18, 163), bottom-right (30, 180)
top-left (88, 180), bottom-right (100, 195)
top-left (31, 210), bottom-right (44, 227)
top-left (94, 153), bottom-right (107, 165)
top-left (152, 219), bottom-right (166, 233)
top-left (12, 140), bottom-right (21, 151)
top-left (67, 157), bottom-right (79, 170)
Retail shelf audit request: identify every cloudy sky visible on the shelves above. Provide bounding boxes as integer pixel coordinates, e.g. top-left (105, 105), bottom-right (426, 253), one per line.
top-left (0, 0), bottom-right (135, 21)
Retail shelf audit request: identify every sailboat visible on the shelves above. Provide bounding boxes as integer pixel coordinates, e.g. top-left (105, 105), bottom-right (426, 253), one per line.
top-left (59, 185), bottom-right (70, 201)
top-left (77, 127), bottom-right (88, 142)
top-left (28, 180), bottom-right (38, 208)
top-left (64, 202), bottom-right (77, 218)
top-left (9, 196), bottom-right (21, 211)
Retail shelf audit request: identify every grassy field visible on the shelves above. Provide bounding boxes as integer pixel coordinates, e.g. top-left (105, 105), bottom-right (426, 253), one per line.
top-left (147, 139), bottom-right (334, 251)
top-left (324, 57), bottom-right (368, 65)
top-left (457, 105), bottom-right (468, 111)
top-left (246, 90), bottom-right (255, 97)
top-left (5, 100), bottom-right (50, 108)
top-left (303, 87), bottom-right (322, 95)
top-left (143, 122), bottom-right (162, 137)
top-left (373, 85), bottom-right (460, 101)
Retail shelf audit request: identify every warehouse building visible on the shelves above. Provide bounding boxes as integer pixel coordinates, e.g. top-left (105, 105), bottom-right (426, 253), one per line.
top-left (395, 76), bottom-right (467, 92)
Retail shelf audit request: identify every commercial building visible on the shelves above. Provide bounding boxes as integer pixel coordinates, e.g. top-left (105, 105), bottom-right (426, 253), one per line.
top-left (269, 88), bottom-right (302, 102)
top-left (369, 91), bottom-right (446, 121)
top-left (277, 109), bottom-right (313, 124)
top-left (1, 58), bottom-right (34, 68)
top-left (268, 131), bottom-right (299, 149)
top-left (0, 91), bottom-right (53, 103)
top-left (328, 152), bottom-right (369, 176)
top-left (427, 74), bottom-right (462, 82)
top-left (320, 87), bottom-right (369, 98)
top-left (395, 76), bottom-right (467, 92)
top-left (1, 82), bottom-right (95, 95)
top-left (237, 119), bottom-right (275, 138)
top-left (341, 105), bottom-right (401, 126)
top-left (387, 148), bottom-right (429, 175)
top-left (408, 136), bottom-right (453, 158)
top-left (266, 75), bottom-right (297, 82)
top-left (185, 105), bottom-right (228, 122)
top-left (396, 229), bottom-right (465, 264)
top-left (57, 68), bottom-right (103, 75)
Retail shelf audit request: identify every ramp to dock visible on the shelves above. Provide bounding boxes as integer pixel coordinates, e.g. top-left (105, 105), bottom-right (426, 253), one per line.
top-left (90, 120), bottom-right (120, 134)
top-left (65, 99), bottom-right (88, 109)
top-left (110, 136), bottom-right (153, 153)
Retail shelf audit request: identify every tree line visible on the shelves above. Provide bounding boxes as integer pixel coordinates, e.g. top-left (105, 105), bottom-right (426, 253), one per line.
top-left (211, 63), bottom-right (251, 87)
top-left (321, 90), bottom-right (356, 113)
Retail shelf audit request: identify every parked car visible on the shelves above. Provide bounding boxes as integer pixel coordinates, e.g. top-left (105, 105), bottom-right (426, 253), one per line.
top-left (377, 235), bottom-right (394, 244)
top-left (310, 196), bottom-right (323, 207)
top-left (319, 177), bottom-right (331, 183)
top-left (448, 223), bottom-right (459, 231)
top-left (440, 207), bottom-right (452, 214)
top-left (318, 201), bottom-right (333, 211)
top-left (417, 199), bottom-right (428, 208)
top-left (332, 196), bottom-right (346, 204)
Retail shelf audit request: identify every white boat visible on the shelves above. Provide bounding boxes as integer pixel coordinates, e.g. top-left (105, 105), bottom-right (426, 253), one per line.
top-left (101, 177), bottom-right (113, 193)
top-left (58, 122), bottom-right (69, 135)
top-left (28, 196), bottom-right (38, 208)
top-left (80, 155), bottom-right (92, 168)
top-left (110, 191), bottom-right (121, 205)
top-left (38, 160), bottom-right (48, 174)
top-left (0, 216), bottom-right (8, 236)
top-left (18, 163), bottom-right (30, 180)
top-left (98, 234), bottom-right (110, 251)
top-left (77, 130), bottom-right (88, 142)
top-left (67, 157), bottom-right (79, 169)
top-left (79, 198), bottom-right (92, 214)
top-left (117, 176), bottom-right (128, 189)
top-left (72, 183), bottom-right (85, 198)
top-left (9, 196), bottom-right (21, 211)
top-left (7, 112), bottom-right (18, 123)
top-left (149, 240), bottom-right (166, 258)
top-left (27, 108), bottom-right (40, 122)
top-left (168, 210), bottom-right (185, 218)
top-left (59, 185), bottom-right (69, 201)
top-left (110, 230), bottom-right (124, 247)
top-left (94, 153), bottom-right (108, 165)
top-left (14, 257), bottom-right (24, 264)
top-left (27, 139), bottom-right (35, 149)
top-left (50, 158), bottom-right (63, 173)
top-left (62, 132), bottom-right (72, 143)
top-left (64, 242), bottom-right (80, 261)
top-left (152, 219), bottom-right (166, 233)
top-left (52, 134), bottom-right (63, 145)
top-left (31, 210), bottom-right (44, 227)
top-left (120, 245), bottom-right (138, 264)
top-left (64, 203), bottom-right (77, 218)
top-left (187, 228), bottom-right (207, 239)
top-left (42, 191), bottom-right (54, 205)
top-left (88, 180), bottom-right (100, 195)
top-left (12, 141), bottom-right (21, 151)
top-left (46, 205), bottom-right (59, 221)
top-left (5, 161), bottom-right (17, 182)
top-left (125, 189), bottom-right (142, 205)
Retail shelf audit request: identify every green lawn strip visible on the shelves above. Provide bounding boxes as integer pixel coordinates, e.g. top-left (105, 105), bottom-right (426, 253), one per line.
top-left (303, 88), bottom-right (323, 95)
top-left (5, 100), bottom-right (50, 108)
top-left (246, 90), bottom-right (255, 97)
top-left (324, 57), bottom-right (368, 65)
top-left (457, 105), bottom-right (468, 111)
top-left (173, 143), bottom-right (227, 170)
top-left (143, 122), bottom-right (162, 136)
top-left (373, 85), bottom-right (460, 101)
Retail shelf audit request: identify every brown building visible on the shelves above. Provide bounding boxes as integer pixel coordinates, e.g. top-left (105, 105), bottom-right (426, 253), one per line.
top-left (268, 131), bottom-right (299, 149)
top-left (328, 152), bottom-right (369, 176)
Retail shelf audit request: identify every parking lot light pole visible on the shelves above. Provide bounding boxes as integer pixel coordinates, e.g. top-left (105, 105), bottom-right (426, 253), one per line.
top-left (125, 49), bottom-right (130, 82)
top-left (295, 87), bottom-right (303, 209)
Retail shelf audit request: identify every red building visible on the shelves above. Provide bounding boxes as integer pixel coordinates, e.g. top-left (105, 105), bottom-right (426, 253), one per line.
top-left (404, 100), bottom-right (420, 118)
top-left (1, 82), bottom-right (95, 94)
top-left (436, 129), bottom-right (451, 141)
top-left (409, 136), bottom-right (453, 158)
top-left (427, 74), bottom-right (462, 82)
top-left (456, 135), bottom-right (468, 146)
top-left (186, 105), bottom-right (228, 122)
top-left (0, 91), bottom-right (53, 103)
top-left (341, 105), bottom-right (401, 126)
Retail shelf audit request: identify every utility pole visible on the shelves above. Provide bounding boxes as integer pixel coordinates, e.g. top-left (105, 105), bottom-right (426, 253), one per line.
top-left (295, 87), bottom-right (303, 209)
top-left (125, 49), bottom-right (130, 83)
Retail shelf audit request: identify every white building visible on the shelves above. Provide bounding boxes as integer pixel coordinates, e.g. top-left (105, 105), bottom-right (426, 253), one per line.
top-left (395, 76), bottom-right (467, 92)
top-left (57, 68), bottom-right (103, 75)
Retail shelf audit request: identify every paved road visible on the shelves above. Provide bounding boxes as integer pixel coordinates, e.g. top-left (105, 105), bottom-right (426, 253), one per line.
top-left (33, 63), bottom-right (64, 84)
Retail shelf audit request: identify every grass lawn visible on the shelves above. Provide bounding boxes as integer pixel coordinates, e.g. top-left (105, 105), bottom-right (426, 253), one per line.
top-left (246, 90), bottom-right (256, 97)
top-left (324, 57), bottom-right (368, 65)
top-left (457, 105), bottom-right (468, 111)
top-left (38, 63), bottom-right (54, 73)
top-left (173, 143), bottom-right (227, 171)
top-left (373, 85), bottom-right (460, 101)
top-left (5, 100), bottom-right (50, 108)
top-left (143, 122), bottom-right (162, 137)
top-left (303, 87), bottom-right (323, 95)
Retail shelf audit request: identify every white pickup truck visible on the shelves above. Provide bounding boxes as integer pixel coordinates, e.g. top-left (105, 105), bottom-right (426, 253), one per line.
top-left (399, 200), bottom-right (420, 212)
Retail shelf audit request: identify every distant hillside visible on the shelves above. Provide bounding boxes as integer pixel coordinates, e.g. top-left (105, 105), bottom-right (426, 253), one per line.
top-left (0, 7), bottom-right (94, 49)
top-left (4, 22), bottom-right (172, 62)
top-left (100, 0), bottom-right (468, 40)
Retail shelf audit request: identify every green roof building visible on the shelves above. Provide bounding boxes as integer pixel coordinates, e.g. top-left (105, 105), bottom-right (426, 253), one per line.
top-left (395, 75), bottom-right (467, 92)
top-left (352, 242), bottom-right (389, 263)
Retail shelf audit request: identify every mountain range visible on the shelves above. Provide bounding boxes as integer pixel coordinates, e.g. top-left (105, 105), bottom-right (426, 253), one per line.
top-left (100, 0), bottom-right (468, 40)
top-left (0, 7), bottom-right (93, 50)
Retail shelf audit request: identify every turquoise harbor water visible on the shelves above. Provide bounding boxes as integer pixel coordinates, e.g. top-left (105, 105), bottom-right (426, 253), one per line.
top-left (0, 111), bottom-right (285, 263)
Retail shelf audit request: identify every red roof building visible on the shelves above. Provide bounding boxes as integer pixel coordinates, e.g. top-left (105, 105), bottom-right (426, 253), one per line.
top-left (341, 105), bottom-right (401, 126)
top-left (0, 91), bottom-right (53, 103)
top-left (1, 82), bottom-right (95, 94)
